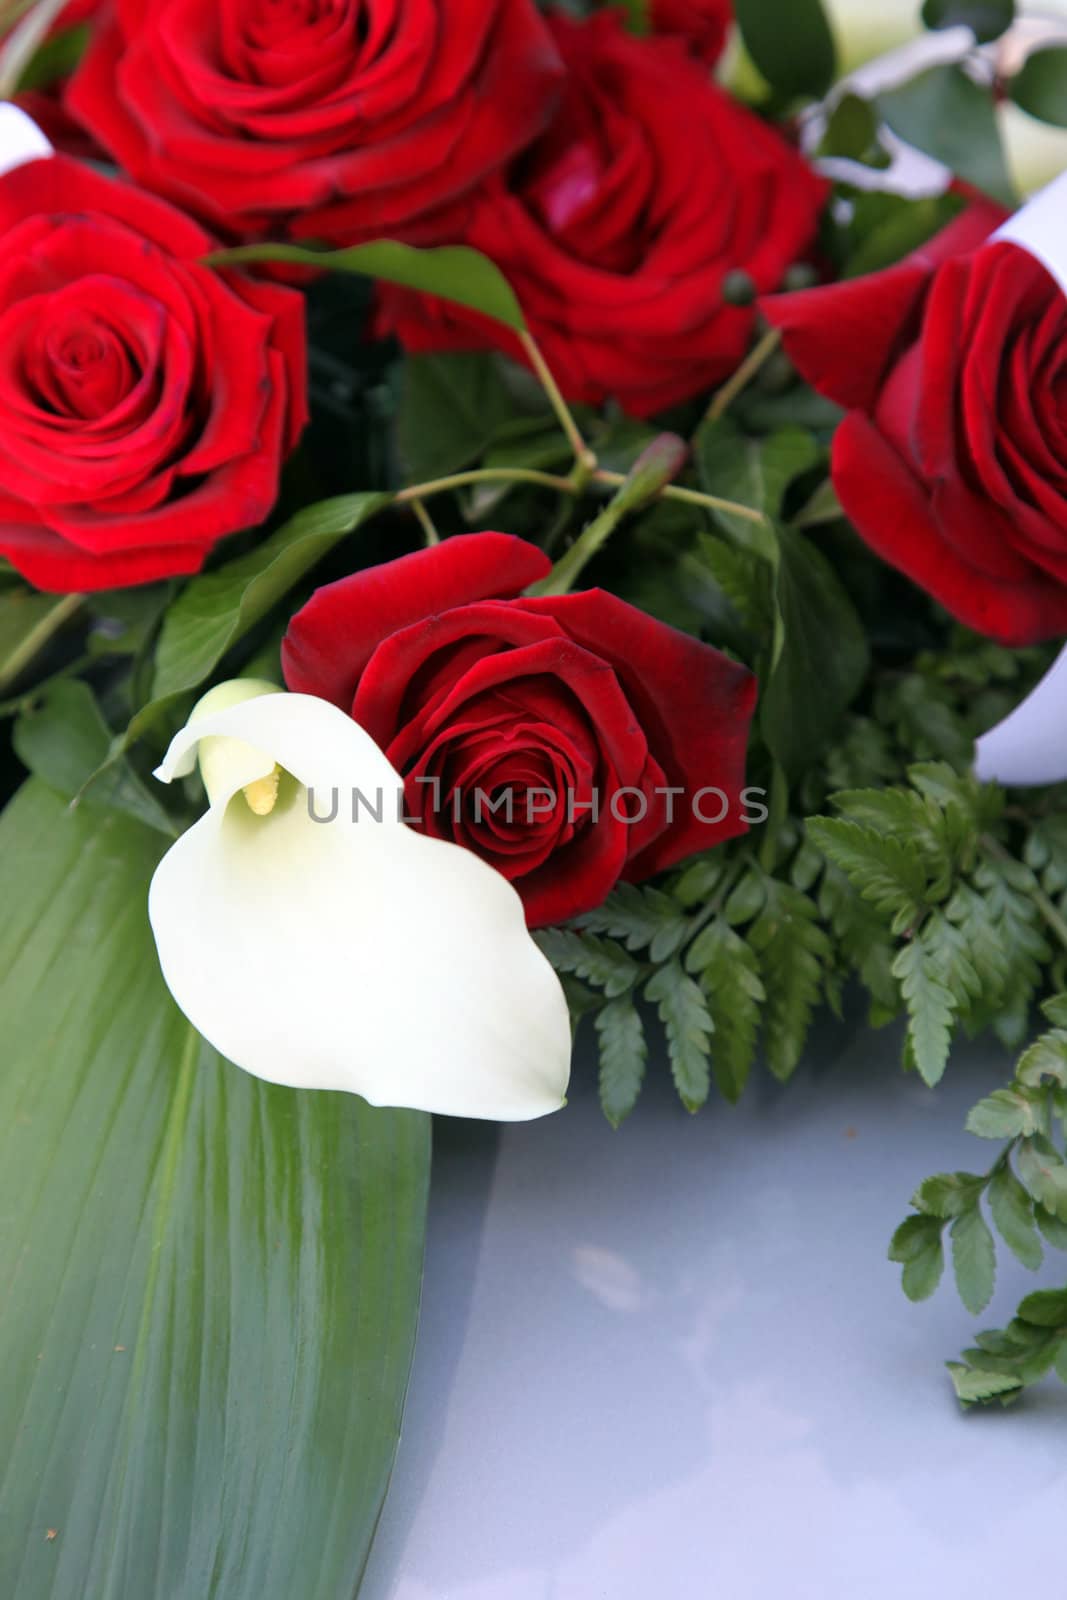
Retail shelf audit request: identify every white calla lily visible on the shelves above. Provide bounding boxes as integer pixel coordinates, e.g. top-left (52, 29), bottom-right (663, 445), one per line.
top-left (975, 648), bottom-right (1067, 786)
top-left (0, 103), bottom-right (52, 176)
top-left (148, 682), bottom-right (572, 1121)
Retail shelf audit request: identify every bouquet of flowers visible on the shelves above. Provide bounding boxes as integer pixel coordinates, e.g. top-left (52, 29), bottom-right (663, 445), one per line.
top-left (6, 0), bottom-right (1067, 1589)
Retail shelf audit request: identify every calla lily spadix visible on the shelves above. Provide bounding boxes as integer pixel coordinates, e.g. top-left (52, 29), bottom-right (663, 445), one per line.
top-left (148, 681), bottom-right (572, 1121)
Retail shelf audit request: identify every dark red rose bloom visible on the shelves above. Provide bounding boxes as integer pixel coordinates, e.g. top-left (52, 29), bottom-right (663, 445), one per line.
top-left (763, 202), bottom-right (1067, 647)
top-left (282, 532), bottom-right (758, 926)
top-left (650, 0), bottom-right (732, 63)
top-left (0, 155), bottom-right (306, 592)
top-left (375, 12), bottom-right (826, 418)
top-left (64, 0), bottom-right (564, 245)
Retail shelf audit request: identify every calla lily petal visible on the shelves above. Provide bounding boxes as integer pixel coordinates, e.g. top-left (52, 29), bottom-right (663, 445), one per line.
top-left (975, 646), bottom-right (1067, 787)
top-left (149, 687), bottom-right (572, 1120)
top-left (0, 104), bottom-right (52, 176)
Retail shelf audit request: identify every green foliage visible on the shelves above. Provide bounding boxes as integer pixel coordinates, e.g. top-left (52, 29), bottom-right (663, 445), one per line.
top-left (921, 0), bottom-right (1014, 43)
top-left (1011, 46), bottom-right (1067, 127)
top-left (733, 0), bottom-right (837, 99)
top-left (892, 999), bottom-right (1067, 1404)
top-left (0, 783), bottom-right (429, 1597)
top-left (877, 65), bottom-right (1016, 206)
top-left (209, 239), bottom-right (527, 330)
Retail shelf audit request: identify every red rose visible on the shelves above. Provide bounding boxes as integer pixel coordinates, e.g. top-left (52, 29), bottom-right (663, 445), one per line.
top-left (763, 202), bottom-right (1067, 647)
top-left (281, 533), bottom-right (758, 926)
top-left (650, 0), bottom-right (732, 63)
top-left (65, 0), bottom-right (564, 245)
top-left (375, 12), bottom-right (826, 418)
top-left (0, 155), bottom-right (306, 592)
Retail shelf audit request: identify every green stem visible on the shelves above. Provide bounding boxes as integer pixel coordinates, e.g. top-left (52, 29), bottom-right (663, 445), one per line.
top-left (409, 497), bottom-right (440, 547)
top-left (396, 466), bottom-right (576, 502)
top-left (532, 497), bottom-right (629, 597)
top-left (518, 330), bottom-right (597, 478)
top-left (705, 328), bottom-right (782, 425)
top-left (0, 592), bottom-right (84, 695)
top-left (592, 469), bottom-right (768, 525)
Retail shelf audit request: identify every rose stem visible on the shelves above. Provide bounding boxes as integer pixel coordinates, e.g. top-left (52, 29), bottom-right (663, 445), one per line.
top-left (704, 328), bottom-right (782, 425)
top-left (517, 330), bottom-right (598, 485)
top-left (409, 497), bottom-right (440, 546)
top-left (0, 592), bottom-right (84, 696)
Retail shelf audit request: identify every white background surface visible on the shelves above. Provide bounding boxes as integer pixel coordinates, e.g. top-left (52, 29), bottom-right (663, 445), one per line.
top-left (363, 1017), bottom-right (1067, 1599)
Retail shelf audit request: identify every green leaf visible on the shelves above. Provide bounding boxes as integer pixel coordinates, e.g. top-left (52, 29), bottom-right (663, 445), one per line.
top-left (617, 0), bottom-right (651, 34)
top-left (209, 240), bottom-right (526, 330)
top-left (946, 1362), bottom-right (1023, 1406)
top-left (398, 352), bottom-right (515, 481)
top-left (535, 928), bottom-right (642, 999)
top-left (0, 782), bottom-right (430, 1599)
top-left (131, 492), bottom-right (389, 744)
top-left (595, 996), bottom-right (649, 1128)
top-left (1009, 45), bottom-right (1067, 125)
top-left (893, 939), bottom-right (956, 1087)
top-left (687, 919), bottom-right (765, 1103)
top-left (877, 65), bottom-right (1016, 207)
top-left (807, 817), bottom-right (926, 926)
top-left (733, 0), bottom-right (836, 99)
top-left (761, 527), bottom-right (870, 778)
top-left (577, 882), bottom-right (689, 959)
top-left (1017, 1288), bottom-right (1067, 1328)
top-left (921, 0), bottom-right (1014, 43)
top-left (1018, 1136), bottom-right (1067, 1222)
top-left (966, 1086), bottom-right (1045, 1140)
top-left (913, 1171), bottom-right (985, 1219)
top-left (1043, 994), bottom-right (1067, 1030)
top-left (645, 962), bottom-right (714, 1112)
top-left (889, 1213), bottom-right (945, 1301)
top-left (695, 418), bottom-right (815, 555)
top-left (1036, 1204), bottom-right (1067, 1249)
top-left (13, 680), bottom-right (176, 837)
top-left (747, 879), bottom-right (830, 1081)
top-left (950, 1204), bottom-right (996, 1314)
top-left (1016, 1028), bottom-right (1067, 1090)
top-left (988, 1163), bottom-right (1043, 1271)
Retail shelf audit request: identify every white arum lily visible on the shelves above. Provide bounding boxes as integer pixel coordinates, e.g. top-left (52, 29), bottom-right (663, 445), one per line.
top-left (974, 171), bottom-right (1067, 789)
top-left (148, 681), bottom-right (572, 1120)
top-left (0, 103), bottom-right (52, 176)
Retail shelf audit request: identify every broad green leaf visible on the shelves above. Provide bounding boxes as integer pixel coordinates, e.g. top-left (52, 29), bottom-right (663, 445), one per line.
top-left (13, 679), bottom-right (176, 837)
top-left (0, 782), bottom-right (430, 1600)
top-left (695, 418), bottom-right (814, 557)
top-left (922, 0), bottom-right (1014, 42)
top-left (988, 1163), bottom-right (1043, 1271)
top-left (398, 352), bottom-right (516, 482)
top-left (209, 240), bottom-right (526, 331)
top-left (129, 491), bottom-right (389, 745)
top-left (877, 66), bottom-right (1016, 207)
top-left (950, 1204), bottom-right (996, 1314)
top-left (595, 996), bottom-right (648, 1128)
top-left (762, 528), bottom-right (870, 778)
top-left (733, 0), bottom-right (836, 99)
top-left (889, 1213), bottom-right (945, 1301)
top-left (1017, 1288), bottom-right (1067, 1328)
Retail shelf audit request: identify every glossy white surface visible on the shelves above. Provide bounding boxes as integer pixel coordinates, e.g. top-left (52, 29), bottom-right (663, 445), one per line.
top-left (363, 1019), bottom-right (1067, 1600)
